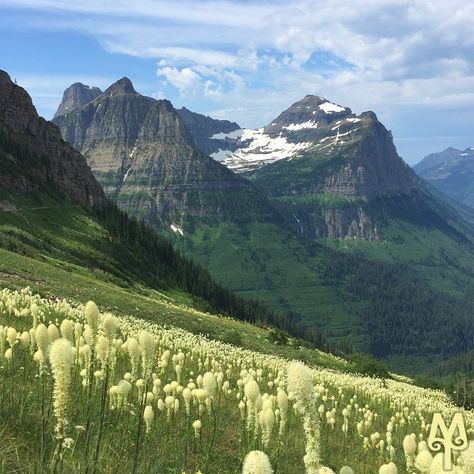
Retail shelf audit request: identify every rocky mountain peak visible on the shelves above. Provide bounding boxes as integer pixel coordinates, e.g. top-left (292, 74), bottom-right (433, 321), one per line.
top-left (54, 82), bottom-right (102, 117)
top-left (209, 95), bottom-right (366, 173)
top-left (103, 77), bottom-right (136, 96)
top-left (52, 77), bottom-right (264, 231)
top-left (0, 69), bottom-right (105, 206)
top-left (263, 95), bottom-right (352, 136)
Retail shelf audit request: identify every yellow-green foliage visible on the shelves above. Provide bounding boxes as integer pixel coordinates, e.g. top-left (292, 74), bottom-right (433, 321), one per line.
top-left (0, 287), bottom-right (472, 474)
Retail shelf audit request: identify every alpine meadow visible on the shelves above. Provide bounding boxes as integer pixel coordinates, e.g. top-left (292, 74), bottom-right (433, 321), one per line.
top-left (1, 1), bottom-right (474, 473)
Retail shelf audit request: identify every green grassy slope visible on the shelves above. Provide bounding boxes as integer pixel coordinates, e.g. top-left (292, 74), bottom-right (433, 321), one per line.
top-left (0, 190), bottom-right (347, 371)
top-left (172, 222), bottom-right (356, 342)
top-left (170, 212), bottom-right (474, 373)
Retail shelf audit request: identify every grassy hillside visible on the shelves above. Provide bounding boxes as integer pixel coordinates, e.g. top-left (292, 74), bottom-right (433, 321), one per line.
top-left (173, 222), bottom-right (357, 344)
top-left (1, 287), bottom-right (473, 473)
top-left (0, 190), bottom-right (348, 369)
top-left (172, 197), bottom-right (474, 374)
top-left (4, 183), bottom-right (471, 374)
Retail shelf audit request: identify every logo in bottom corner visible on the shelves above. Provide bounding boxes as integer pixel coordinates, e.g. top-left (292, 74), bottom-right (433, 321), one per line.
top-left (428, 413), bottom-right (468, 471)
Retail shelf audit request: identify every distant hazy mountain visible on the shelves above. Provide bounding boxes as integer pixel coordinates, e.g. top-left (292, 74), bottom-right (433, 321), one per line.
top-left (414, 146), bottom-right (474, 208)
top-left (176, 107), bottom-right (241, 156)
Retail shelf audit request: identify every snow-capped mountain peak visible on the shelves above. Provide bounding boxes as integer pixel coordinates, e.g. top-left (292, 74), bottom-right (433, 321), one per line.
top-left (207, 95), bottom-right (361, 173)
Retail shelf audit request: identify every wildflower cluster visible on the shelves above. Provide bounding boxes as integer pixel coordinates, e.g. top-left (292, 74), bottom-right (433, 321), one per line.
top-left (0, 287), bottom-right (473, 473)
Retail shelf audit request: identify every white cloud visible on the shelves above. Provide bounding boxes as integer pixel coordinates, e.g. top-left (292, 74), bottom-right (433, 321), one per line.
top-left (157, 66), bottom-right (202, 97)
top-left (3, 0), bottom-right (474, 160)
top-left (204, 80), bottom-right (223, 99)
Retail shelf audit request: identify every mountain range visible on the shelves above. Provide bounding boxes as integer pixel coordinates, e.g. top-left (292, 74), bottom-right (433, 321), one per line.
top-left (414, 146), bottom-right (474, 209)
top-left (1, 69), bottom-right (318, 354)
top-left (12, 75), bottom-right (470, 372)
top-left (2, 66), bottom-right (473, 474)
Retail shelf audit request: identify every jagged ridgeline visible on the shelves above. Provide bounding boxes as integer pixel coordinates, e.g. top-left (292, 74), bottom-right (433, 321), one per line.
top-left (53, 77), bottom-right (474, 373)
top-left (0, 69), bottom-right (344, 354)
top-left (52, 77), bottom-right (275, 229)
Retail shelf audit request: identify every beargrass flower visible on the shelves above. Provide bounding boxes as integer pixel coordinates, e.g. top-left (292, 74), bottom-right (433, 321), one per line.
top-left (84, 301), bottom-right (100, 338)
top-left (379, 462), bottom-right (398, 474)
top-left (49, 338), bottom-right (74, 438)
top-left (340, 467), bottom-right (354, 474)
top-left (242, 450), bottom-right (273, 474)
top-left (143, 405), bottom-right (154, 433)
top-left (288, 361), bottom-right (320, 474)
top-left (192, 419), bottom-right (201, 439)
top-left (403, 434), bottom-right (417, 470)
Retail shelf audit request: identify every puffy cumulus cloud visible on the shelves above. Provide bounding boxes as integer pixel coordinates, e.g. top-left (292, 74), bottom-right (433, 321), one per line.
top-left (157, 66), bottom-right (202, 97)
top-left (157, 62), bottom-right (246, 101)
top-left (204, 80), bottom-right (223, 99)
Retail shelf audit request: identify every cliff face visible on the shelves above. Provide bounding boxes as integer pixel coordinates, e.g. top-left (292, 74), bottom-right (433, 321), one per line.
top-left (235, 97), bottom-right (417, 239)
top-left (0, 70), bottom-right (105, 207)
top-left (176, 107), bottom-right (241, 156)
top-left (54, 82), bottom-right (102, 118)
top-left (53, 78), bottom-right (273, 228)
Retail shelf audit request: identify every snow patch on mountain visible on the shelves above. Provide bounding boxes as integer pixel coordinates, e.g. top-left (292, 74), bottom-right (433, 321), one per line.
top-left (283, 120), bottom-right (319, 131)
top-left (210, 149), bottom-right (236, 161)
top-left (210, 129), bottom-right (245, 140)
top-left (211, 128), bottom-right (312, 172)
top-left (170, 224), bottom-right (184, 236)
top-left (319, 102), bottom-right (346, 113)
top-left (122, 166), bottom-right (132, 183)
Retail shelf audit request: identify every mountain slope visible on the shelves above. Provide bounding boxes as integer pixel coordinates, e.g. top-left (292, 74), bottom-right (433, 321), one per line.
top-left (210, 96), bottom-right (421, 239)
top-left (0, 70), bottom-right (105, 207)
top-left (52, 80), bottom-right (372, 351)
top-left (414, 146), bottom-right (474, 208)
top-left (1, 69), bottom-right (346, 356)
top-left (52, 81), bottom-right (474, 372)
top-left (176, 106), bottom-right (241, 156)
top-left (52, 78), bottom-right (280, 232)
top-left (210, 96), bottom-right (474, 370)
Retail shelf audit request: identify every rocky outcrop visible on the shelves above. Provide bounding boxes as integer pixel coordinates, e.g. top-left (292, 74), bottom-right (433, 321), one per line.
top-left (0, 70), bottom-right (106, 207)
top-left (53, 78), bottom-right (271, 227)
top-left (320, 113), bottom-right (416, 196)
top-left (240, 98), bottom-right (418, 240)
top-left (287, 201), bottom-right (379, 240)
top-left (54, 82), bottom-right (102, 118)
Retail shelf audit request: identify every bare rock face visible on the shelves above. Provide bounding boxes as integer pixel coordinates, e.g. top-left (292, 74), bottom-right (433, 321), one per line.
top-left (54, 82), bottom-right (102, 118)
top-left (176, 107), bottom-right (240, 156)
top-left (0, 70), bottom-right (106, 207)
top-left (53, 78), bottom-right (269, 228)
top-left (240, 100), bottom-right (417, 240)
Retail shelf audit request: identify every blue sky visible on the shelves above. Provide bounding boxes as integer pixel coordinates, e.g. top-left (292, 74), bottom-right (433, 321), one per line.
top-left (1, 0), bottom-right (473, 164)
